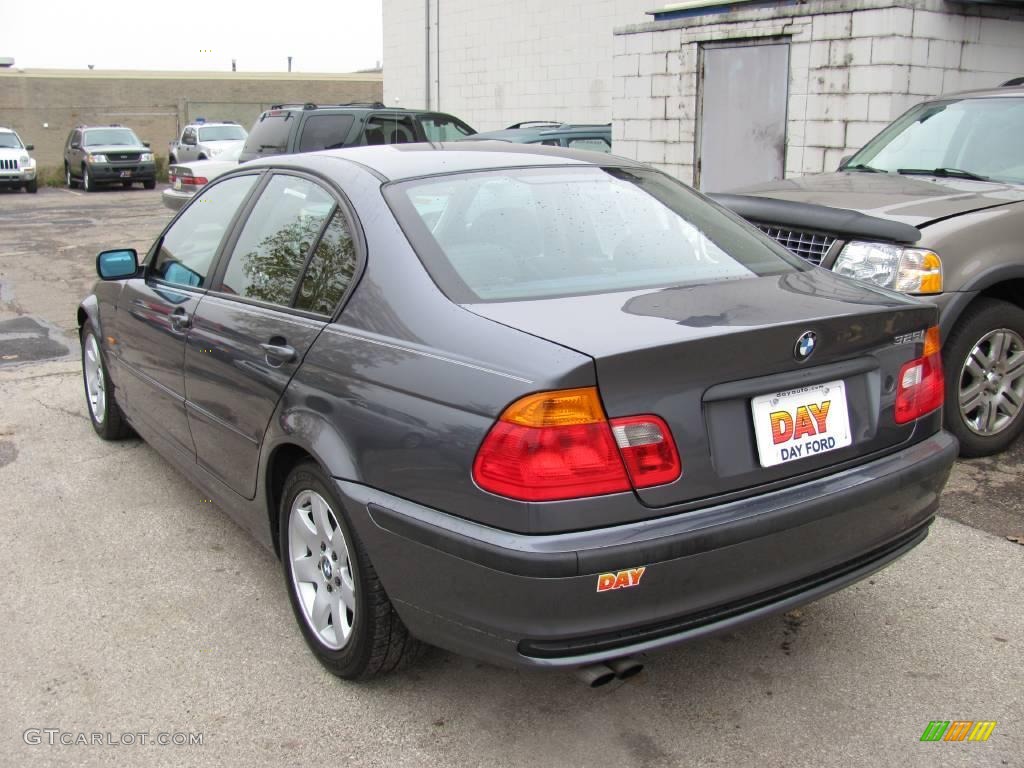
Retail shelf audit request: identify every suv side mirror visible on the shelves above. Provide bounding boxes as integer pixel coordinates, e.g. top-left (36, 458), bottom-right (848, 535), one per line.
top-left (838, 154), bottom-right (853, 170)
top-left (96, 249), bottom-right (139, 280)
top-left (71, 141), bottom-right (80, 149)
top-left (24, 144), bottom-right (34, 151)
top-left (143, 141), bottom-right (151, 148)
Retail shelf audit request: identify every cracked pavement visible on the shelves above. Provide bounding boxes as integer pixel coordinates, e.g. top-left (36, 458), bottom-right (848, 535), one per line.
top-left (0, 188), bottom-right (1021, 768)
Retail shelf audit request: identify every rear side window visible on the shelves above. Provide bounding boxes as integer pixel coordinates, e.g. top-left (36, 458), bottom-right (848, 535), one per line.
top-left (217, 175), bottom-right (335, 306)
top-left (419, 114), bottom-right (475, 141)
top-left (152, 175), bottom-right (258, 288)
top-left (363, 115), bottom-right (418, 145)
top-left (242, 113), bottom-right (292, 157)
top-left (298, 114), bottom-right (355, 152)
top-left (569, 137), bottom-right (611, 153)
top-left (387, 166), bottom-right (805, 302)
top-left (294, 212), bottom-right (358, 314)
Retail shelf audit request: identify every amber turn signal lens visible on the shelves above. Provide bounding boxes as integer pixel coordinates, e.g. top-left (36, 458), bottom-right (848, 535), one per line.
top-left (923, 325), bottom-right (941, 357)
top-left (499, 386), bottom-right (607, 427)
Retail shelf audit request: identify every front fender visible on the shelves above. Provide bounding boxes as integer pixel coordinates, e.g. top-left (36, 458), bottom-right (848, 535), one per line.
top-left (77, 294), bottom-right (101, 337)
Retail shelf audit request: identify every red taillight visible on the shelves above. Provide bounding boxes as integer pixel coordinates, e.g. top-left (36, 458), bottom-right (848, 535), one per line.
top-left (610, 415), bottom-right (681, 488)
top-left (894, 326), bottom-right (944, 424)
top-left (181, 175), bottom-right (208, 186)
top-left (472, 387), bottom-right (681, 501)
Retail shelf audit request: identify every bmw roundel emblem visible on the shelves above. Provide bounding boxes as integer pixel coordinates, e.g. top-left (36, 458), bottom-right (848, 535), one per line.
top-left (794, 331), bottom-right (817, 361)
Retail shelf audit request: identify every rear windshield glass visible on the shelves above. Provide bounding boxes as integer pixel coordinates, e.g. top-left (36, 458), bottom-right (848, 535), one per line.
top-left (84, 128), bottom-right (141, 146)
top-left (243, 113), bottom-right (292, 154)
top-left (199, 125), bottom-right (247, 141)
top-left (387, 166), bottom-right (805, 302)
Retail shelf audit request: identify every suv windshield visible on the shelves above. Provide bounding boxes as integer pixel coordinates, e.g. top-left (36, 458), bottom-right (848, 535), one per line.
top-left (0, 133), bottom-right (23, 149)
top-left (199, 125), bottom-right (247, 141)
top-left (388, 166), bottom-right (803, 302)
top-left (84, 128), bottom-right (142, 147)
top-left (848, 96), bottom-right (1024, 184)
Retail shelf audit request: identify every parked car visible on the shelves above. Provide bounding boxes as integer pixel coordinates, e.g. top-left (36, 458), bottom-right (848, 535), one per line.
top-left (64, 125), bottom-right (156, 191)
top-left (79, 143), bottom-right (956, 683)
top-left (0, 126), bottom-right (37, 193)
top-left (162, 159), bottom-right (240, 211)
top-left (163, 103), bottom-right (477, 211)
top-left (469, 121), bottom-right (612, 152)
top-left (716, 82), bottom-right (1024, 457)
top-left (168, 120), bottom-right (247, 164)
top-left (237, 102), bottom-right (476, 163)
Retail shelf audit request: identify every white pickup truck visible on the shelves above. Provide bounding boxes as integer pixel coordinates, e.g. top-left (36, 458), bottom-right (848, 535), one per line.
top-left (167, 121), bottom-right (247, 164)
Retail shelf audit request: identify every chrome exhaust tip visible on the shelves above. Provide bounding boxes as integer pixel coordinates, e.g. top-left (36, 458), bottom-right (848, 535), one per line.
top-left (575, 663), bottom-right (617, 688)
top-left (607, 656), bottom-right (644, 680)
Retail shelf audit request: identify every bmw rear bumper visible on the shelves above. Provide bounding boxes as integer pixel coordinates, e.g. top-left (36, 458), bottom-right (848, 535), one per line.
top-left (336, 430), bottom-right (957, 669)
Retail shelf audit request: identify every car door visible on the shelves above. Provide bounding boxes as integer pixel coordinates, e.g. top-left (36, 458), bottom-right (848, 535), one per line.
top-left (184, 172), bottom-right (358, 498)
top-left (180, 127), bottom-right (198, 161)
top-left (66, 130), bottom-right (82, 172)
top-left (113, 173), bottom-right (260, 461)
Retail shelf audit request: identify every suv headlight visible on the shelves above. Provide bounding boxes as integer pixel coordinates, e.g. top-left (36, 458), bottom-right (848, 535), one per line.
top-left (140, 152), bottom-right (154, 162)
top-left (87, 154), bottom-right (108, 163)
top-left (834, 241), bottom-right (942, 294)
top-left (20, 154), bottom-right (32, 167)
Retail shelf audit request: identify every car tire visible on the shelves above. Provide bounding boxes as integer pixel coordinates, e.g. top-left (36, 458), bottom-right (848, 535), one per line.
top-left (83, 166), bottom-right (95, 193)
top-left (65, 164), bottom-right (77, 189)
top-left (943, 297), bottom-right (1024, 457)
top-left (168, 154), bottom-right (177, 165)
top-left (143, 179), bottom-right (156, 190)
top-left (279, 461), bottom-right (422, 679)
top-left (26, 179), bottom-right (38, 193)
top-left (81, 322), bottom-right (132, 440)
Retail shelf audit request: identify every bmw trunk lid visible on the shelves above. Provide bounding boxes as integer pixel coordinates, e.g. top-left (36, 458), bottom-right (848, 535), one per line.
top-left (466, 269), bottom-right (939, 508)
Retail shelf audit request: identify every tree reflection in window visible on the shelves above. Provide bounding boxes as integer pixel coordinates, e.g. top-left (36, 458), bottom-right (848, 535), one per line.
top-left (295, 212), bottom-right (357, 315)
top-left (220, 175), bottom-right (333, 306)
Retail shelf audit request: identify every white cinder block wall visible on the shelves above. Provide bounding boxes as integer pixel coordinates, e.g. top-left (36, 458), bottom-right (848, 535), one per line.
top-left (614, 0), bottom-right (1024, 185)
top-left (383, 0), bottom-right (655, 130)
top-left (384, 0), bottom-right (1024, 182)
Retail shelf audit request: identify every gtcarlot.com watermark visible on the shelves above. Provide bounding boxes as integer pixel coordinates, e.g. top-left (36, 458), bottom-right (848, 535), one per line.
top-left (24, 729), bottom-right (204, 747)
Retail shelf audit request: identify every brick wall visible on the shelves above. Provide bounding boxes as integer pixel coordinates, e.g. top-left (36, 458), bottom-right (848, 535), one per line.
top-left (0, 70), bottom-right (382, 171)
top-left (612, 0), bottom-right (1024, 186)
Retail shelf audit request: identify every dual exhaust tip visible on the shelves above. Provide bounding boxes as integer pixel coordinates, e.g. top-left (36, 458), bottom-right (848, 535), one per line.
top-left (574, 657), bottom-right (644, 688)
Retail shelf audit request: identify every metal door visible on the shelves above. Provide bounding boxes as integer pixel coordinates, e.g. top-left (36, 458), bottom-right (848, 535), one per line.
top-left (697, 41), bottom-right (789, 192)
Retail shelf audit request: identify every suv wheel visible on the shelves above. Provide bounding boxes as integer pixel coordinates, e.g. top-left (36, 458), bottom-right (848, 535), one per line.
top-left (82, 166), bottom-right (95, 193)
top-left (944, 298), bottom-right (1024, 457)
top-left (65, 164), bottom-right (77, 189)
top-left (26, 179), bottom-right (38, 194)
top-left (280, 462), bottom-right (422, 679)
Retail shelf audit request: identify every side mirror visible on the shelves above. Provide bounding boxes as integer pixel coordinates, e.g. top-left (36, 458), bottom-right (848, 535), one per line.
top-left (96, 249), bottom-right (139, 280)
top-left (838, 154), bottom-right (853, 170)
top-left (143, 141), bottom-right (151, 148)
top-left (71, 142), bottom-right (80, 150)
top-left (24, 144), bottom-right (34, 151)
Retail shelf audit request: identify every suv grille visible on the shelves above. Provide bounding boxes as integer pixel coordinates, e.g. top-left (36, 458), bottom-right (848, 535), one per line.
top-left (108, 152), bottom-right (141, 162)
top-left (756, 224), bottom-right (836, 265)
top-left (0, 159), bottom-right (18, 170)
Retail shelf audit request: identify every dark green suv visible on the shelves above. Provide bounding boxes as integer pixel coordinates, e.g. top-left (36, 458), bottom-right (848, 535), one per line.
top-left (237, 102), bottom-right (476, 163)
top-left (64, 125), bottom-right (156, 192)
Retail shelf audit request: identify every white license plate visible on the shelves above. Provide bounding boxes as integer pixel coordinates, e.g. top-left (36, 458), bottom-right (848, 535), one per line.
top-left (751, 380), bottom-right (852, 467)
top-left (119, 170), bottom-right (132, 178)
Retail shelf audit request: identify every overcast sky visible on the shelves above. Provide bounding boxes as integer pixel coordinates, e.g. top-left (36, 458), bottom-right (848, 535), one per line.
top-left (3, 0), bottom-right (383, 73)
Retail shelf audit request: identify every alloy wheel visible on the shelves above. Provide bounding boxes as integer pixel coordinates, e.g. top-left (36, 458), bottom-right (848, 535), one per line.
top-left (958, 328), bottom-right (1024, 436)
top-left (287, 490), bottom-right (356, 650)
top-left (83, 333), bottom-right (106, 423)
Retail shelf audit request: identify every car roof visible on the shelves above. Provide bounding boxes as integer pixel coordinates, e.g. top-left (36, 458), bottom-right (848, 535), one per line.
top-left (245, 141), bottom-right (641, 182)
top-left (930, 84), bottom-right (1024, 100)
top-left (473, 124), bottom-right (611, 141)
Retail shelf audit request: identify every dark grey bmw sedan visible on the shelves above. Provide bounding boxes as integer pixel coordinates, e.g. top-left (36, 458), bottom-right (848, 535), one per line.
top-left (78, 143), bottom-right (957, 684)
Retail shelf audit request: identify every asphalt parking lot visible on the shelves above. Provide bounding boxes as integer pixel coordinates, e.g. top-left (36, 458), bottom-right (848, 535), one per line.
top-left (1, 187), bottom-right (1022, 768)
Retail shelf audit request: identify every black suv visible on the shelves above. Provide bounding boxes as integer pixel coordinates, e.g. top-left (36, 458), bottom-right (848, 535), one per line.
top-left (238, 102), bottom-right (476, 163)
top-left (64, 125), bottom-right (156, 192)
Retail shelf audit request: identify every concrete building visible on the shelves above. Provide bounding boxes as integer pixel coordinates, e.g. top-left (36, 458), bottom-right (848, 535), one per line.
top-left (383, 0), bottom-right (1024, 190)
top-left (0, 69), bottom-right (383, 171)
